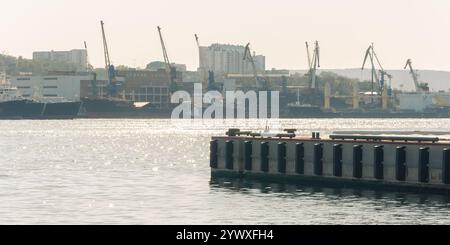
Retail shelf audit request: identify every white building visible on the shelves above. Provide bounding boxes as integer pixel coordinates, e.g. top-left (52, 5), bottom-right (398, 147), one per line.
top-left (198, 44), bottom-right (265, 75)
top-left (10, 74), bottom-right (93, 102)
top-left (33, 49), bottom-right (88, 72)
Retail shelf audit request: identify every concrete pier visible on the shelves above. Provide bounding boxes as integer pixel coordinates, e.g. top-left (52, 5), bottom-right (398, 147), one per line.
top-left (210, 129), bottom-right (450, 193)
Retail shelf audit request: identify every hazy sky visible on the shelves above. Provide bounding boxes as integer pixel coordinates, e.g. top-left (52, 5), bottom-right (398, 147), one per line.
top-left (2, 0), bottom-right (450, 71)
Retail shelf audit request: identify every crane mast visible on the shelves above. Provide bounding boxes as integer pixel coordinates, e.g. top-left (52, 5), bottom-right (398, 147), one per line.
top-left (373, 50), bottom-right (391, 91)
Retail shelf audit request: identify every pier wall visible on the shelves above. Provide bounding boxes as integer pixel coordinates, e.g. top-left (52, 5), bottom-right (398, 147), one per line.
top-left (210, 136), bottom-right (450, 192)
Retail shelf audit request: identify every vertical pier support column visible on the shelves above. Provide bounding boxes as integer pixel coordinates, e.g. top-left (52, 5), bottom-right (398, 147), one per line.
top-left (314, 143), bottom-right (323, 175)
top-left (261, 142), bottom-right (269, 173)
top-left (210, 140), bottom-right (218, 169)
top-left (244, 141), bottom-right (253, 171)
top-left (418, 147), bottom-right (430, 183)
top-left (373, 145), bottom-right (384, 180)
top-left (353, 145), bottom-right (363, 178)
top-left (443, 148), bottom-right (450, 184)
top-left (225, 140), bottom-right (234, 170)
top-left (395, 146), bottom-right (407, 181)
top-left (277, 142), bottom-right (287, 174)
top-left (295, 143), bottom-right (304, 174)
top-left (333, 144), bottom-right (343, 177)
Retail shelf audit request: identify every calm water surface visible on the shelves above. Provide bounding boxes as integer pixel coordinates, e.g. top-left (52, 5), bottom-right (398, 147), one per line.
top-left (1, 118), bottom-right (450, 224)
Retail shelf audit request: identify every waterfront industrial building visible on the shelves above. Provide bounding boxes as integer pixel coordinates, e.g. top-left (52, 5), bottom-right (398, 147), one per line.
top-left (10, 68), bottom-right (176, 109)
top-left (32, 49), bottom-right (88, 72)
top-left (10, 73), bottom-right (91, 102)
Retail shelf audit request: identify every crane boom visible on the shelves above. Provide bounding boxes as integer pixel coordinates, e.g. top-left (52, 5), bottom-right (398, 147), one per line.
top-left (306, 41), bottom-right (320, 89)
top-left (195, 34), bottom-right (200, 48)
top-left (243, 43), bottom-right (259, 87)
top-left (84, 41), bottom-right (90, 70)
top-left (157, 26), bottom-right (178, 92)
top-left (361, 46), bottom-right (371, 70)
top-left (404, 59), bottom-right (429, 92)
top-left (100, 21), bottom-right (111, 70)
top-left (361, 44), bottom-right (383, 93)
top-left (195, 34), bottom-right (210, 88)
top-left (157, 26), bottom-right (171, 69)
top-left (195, 34), bottom-right (202, 71)
top-left (404, 59), bottom-right (420, 91)
top-left (100, 20), bottom-right (119, 97)
top-left (305, 42), bottom-right (312, 69)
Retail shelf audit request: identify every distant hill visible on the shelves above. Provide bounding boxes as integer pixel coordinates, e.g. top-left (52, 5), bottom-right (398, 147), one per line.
top-left (291, 69), bottom-right (450, 92)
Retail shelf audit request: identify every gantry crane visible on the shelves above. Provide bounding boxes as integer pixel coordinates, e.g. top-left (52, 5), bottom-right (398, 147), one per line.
top-left (305, 41), bottom-right (320, 89)
top-left (404, 59), bottom-right (429, 92)
top-left (100, 20), bottom-right (121, 97)
top-left (157, 26), bottom-right (177, 92)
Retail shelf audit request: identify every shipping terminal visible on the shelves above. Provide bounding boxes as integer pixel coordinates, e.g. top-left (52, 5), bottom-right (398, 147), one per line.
top-left (1, 21), bottom-right (450, 119)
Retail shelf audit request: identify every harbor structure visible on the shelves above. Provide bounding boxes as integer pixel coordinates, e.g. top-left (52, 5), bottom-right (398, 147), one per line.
top-left (80, 68), bottom-right (179, 110)
top-left (210, 129), bottom-right (450, 193)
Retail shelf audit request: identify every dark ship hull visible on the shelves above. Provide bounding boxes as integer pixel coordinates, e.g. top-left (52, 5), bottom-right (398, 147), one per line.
top-left (80, 98), bottom-right (135, 113)
top-left (79, 98), bottom-right (172, 118)
top-left (281, 107), bottom-right (450, 118)
top-left (43, 101), bottom-right (82, 118)
top-left (0, 100), bottom-right (81, 119)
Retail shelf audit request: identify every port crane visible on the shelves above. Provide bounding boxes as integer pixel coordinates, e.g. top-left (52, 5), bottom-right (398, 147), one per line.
top-left (305, 41), bottom-right (320, 89)
top-left (362, 43), bottom-right (392, 94)
top-left (100, 20), bottom-right (121, 97)
top-left (404, 59), bottom-right (429, 92)
top-left (157, 26), bottom-right (177, 92)
top-left (195, 34), bottom-right (214, 90)
top-left (362, 43), bottom-right (378, 95)
top-left (243, 43), bottom-right (266, 89)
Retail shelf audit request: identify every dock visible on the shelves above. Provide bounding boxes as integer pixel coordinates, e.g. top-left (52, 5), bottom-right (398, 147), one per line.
top-left (210, 129), bottom-right (450, 194)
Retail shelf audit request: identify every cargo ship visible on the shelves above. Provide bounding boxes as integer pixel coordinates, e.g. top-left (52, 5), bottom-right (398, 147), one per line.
top-left (0, 74), bottom-right (81, 119)
top-left (282, 106), bottom-right (450, 118)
